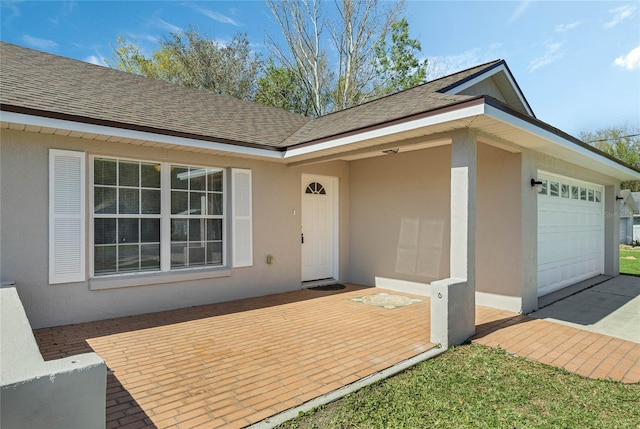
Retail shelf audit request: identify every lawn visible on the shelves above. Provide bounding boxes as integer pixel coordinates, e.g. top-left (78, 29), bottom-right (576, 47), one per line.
top-left (620, 246), bottom-right (640, 275)
top-left (277, 344), bottom-right (640, 429)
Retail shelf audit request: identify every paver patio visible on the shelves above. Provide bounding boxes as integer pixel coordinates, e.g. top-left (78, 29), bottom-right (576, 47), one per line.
top-left (34, 285), bottom-right (640, 429)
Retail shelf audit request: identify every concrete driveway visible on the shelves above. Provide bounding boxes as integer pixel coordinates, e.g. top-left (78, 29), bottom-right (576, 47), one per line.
top-left (529, 275), bottom-right (640, 343)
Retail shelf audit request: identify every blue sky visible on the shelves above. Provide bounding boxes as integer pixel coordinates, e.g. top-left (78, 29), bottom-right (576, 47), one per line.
top-left (1, 1), bottom-right (638, 137)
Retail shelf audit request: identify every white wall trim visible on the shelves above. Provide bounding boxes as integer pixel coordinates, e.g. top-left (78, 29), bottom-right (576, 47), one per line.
top-left (475, 292), bottom-right (523, 313)
top-left (374, 277), bottom-right (431, 296)
top-left (1, 111), bottom-right (283, 160)
top-left (89, 267), bottom-right (231, 290)
top-left (484, 105), bottom-right (640, 180)
top-left (284, 104), bottom-right (485, 159)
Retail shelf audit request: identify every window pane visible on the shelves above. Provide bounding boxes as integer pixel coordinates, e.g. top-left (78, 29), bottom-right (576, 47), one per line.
top-left (189, 219), bottom-right (203, 242)
top-left (141, 189), bottom-right (161, 214)
top-left (550, 182), bottom-right (559, 197)
top-left (171, 191), bottom-right (188, 215)
top-left (190, 168), bottom-right (206, 191)
top-left (189, 242), bottom-right (206, 266)
top-left (171, 219), bottom-right (188, 242)
top-left (595, 191), bottom-right (601, 202)
top-left (207, 219), bottom-right (223, 241)
top-left (94, 246), bottom-right (116, 275)
top-left (140, 244), bottom-right (160, 270)
top-left (207, 241), bottom-right (223, 265)
top-left (141, 163), bottom-right (161, 188)
top-left (207, 170), bottom-right (223, 192)
top-left (588, 189), bottom-right (594, 202)
top-left (571, 186), bottom-right (579, 199)
top-left (119, 245), bottom-right (139, 272)
top-left (190, 192), bottom-right (205, 215)
top-left (94, 159), bottom-right (116, 185)
top-left (119, 161), bottom-right (139, 187)
top-left (207, 193), bottom-right (223, 216)
top-left (141, 219), bottom-right (160, 243)
top-left (561, 184), bottom-right (570, 198)
top-left (118, 218), bottom-right (139, 244)
top-left (171, 243), bottom-right (187, 268)
top-left (171, 166), bottom-right (189, 190)
top-left (119, 188), bottom-right (139, 214)
top-left (580, 188), bottom-right (587, 201)
top-left (94, 186), bottom-right (116, 214)
top-left (538, 180), bottom-right (547, 195)
top-left (95, 218), bottom-right (116, 244)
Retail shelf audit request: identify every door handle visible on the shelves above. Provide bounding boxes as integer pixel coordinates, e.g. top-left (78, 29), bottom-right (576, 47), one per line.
top-left (301, 233), bottom-right (304, 244)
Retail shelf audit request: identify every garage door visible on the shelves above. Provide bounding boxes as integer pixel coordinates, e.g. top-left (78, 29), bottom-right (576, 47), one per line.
top-left (537, 172), bottom-right (603, 296)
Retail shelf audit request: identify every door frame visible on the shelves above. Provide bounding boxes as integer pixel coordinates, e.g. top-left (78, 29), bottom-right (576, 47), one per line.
top-left (301, 174), bottom-right (339, 282)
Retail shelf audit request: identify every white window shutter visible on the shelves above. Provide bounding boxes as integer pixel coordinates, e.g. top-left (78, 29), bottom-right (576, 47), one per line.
top-left (232, 168), bottom-right (253, 267)
top-left (49, 149), bottom-right (86, 284)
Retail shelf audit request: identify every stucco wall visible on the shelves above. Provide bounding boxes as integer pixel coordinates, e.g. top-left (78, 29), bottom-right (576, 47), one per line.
top-left (348, 145), bottom-right (452, 289)
top-left (476, 143), bottom-right (522, 298)
top-left (0, 129), bottom-right (349, 328)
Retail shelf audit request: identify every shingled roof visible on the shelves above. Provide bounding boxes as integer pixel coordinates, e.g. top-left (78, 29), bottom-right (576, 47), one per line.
top-left (0, 42), bottom-right (310, 149)
top-left (0, 42), bottom-right (503, 149)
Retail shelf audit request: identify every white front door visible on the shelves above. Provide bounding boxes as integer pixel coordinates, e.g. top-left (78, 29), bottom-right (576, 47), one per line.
top-left (537, 172), bottom-right (604, 296)
top-left (301, 175), bottom-right (337, 282)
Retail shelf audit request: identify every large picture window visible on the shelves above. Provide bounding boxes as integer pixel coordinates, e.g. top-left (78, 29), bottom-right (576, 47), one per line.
top-left (92, 157), bottom-right (225, 276)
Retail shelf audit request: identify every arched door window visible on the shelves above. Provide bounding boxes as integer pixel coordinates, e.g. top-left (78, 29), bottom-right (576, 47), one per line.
top-left (305, 182), bottom-right (326, 195)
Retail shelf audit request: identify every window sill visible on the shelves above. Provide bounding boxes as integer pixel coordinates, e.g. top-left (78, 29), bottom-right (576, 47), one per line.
top-left (89, 267), bottom-right (231, 291)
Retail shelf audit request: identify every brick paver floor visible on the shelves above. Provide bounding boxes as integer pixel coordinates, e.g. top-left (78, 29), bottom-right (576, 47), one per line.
top-left (33, 287), bottom-right (640, 429)
top-left (34, 285), bottom-right (433, 429)
top-left (474, 306), bottom-right (640, 384)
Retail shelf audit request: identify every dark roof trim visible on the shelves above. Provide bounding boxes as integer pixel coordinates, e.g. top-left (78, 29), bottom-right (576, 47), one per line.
top-left (437, 60), bottom-right (505, 93)
top-left (484, 97), bottom-right (640, 174)
top-left (439, 60), bottom-right (536, 119)
top-left (0, 104), bottom-right (284, 152)
top-left (285, 97), bottom-right (487, 150)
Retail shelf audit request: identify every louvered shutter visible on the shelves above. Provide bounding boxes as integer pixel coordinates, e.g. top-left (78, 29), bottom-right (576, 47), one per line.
top-left (49, 149), bottom-right (86, 284)
top-left (231, 168), bottom-right (253, 267)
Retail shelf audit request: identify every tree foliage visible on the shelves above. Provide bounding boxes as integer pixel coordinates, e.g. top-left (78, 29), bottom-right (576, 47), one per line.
top-left (373, 17), bottom-right (428, 96)
top-left (109, 27), bottom-right (262, 101)
top-left (265, 0), bottom-right (430, 116)
top-left (581, 124), bottom-right (640, 190)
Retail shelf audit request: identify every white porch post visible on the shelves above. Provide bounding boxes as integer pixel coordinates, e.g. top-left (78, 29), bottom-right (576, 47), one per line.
top-left (604, 184), bottom-right (620, 276)
top-left (430, 130), bottom-right (477, 348)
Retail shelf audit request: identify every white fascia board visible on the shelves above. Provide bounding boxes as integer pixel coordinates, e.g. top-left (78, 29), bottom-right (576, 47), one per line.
top-left (443, 64), bottom-right (534, 117)
top-left (1, 111), bottom-right (284, 160)
top-left (484, 104), bottom-right (640, 180)
top-left (283, 103), bottom-right (485, 159)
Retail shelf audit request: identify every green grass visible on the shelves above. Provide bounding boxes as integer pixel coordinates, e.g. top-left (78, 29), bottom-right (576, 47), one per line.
top-left (277, 344), bottom-right (640, 429)
top-left (620, 248), bottom-right (640, 275)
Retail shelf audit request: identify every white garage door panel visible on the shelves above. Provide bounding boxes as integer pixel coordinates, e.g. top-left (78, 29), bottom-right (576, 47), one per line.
top-left (537, 174), bottom-right (603, 296)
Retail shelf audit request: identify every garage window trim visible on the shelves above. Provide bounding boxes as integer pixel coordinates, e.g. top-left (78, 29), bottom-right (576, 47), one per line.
top-left (91, 156), bottom-right (228, 277)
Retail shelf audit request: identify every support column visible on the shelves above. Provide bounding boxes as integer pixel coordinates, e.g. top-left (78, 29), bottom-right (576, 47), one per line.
top-left (520, 150), bottom-right (538, 313)
top-left (604, 184), bottom-right (620, 276)
top-left (431, 130), bottom-right (477, 348)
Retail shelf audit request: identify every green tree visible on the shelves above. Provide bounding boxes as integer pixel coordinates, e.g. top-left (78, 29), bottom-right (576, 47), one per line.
top-left (255, 59), bottom-right (315, 116)
top-left (373, 17), bottom-right (428, 96)
top-left (109, 27), bottom-right (262, 101)
top-left (580, 125), bottom-right (640, 190)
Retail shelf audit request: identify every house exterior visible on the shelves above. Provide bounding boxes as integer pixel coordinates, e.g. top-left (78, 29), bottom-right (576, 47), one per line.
top-left (1, 41), bottom-right (639, 330)
top-left (619, 190), bottom-right (640, 244)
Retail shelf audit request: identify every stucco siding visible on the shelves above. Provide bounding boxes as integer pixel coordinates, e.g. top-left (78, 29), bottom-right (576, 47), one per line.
top-left (348, 145), bottom-right (451, 289)
top-left (0, 130), bottom-right (349, 328)
top-left (476, 143), bottom-right (522, 298)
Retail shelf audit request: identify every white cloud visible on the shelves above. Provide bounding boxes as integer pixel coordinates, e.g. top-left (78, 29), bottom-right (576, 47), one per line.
top-left (21, 35), bottom-right (58, 50)
top-left (427, 44), bottom-right (504, 79)
top-left (604, 5), bottom-right (637, 29)
top-left (509, 1), bottom-right (532, 24)
top-left (528, 42), bottom-right (563, 73)
top-left (614, 45), bottom-right (640, 70)
top-left (153, 18), bottom-right (182, 34)
top-left (193, 6), bottom-right (240, 26)
top-left (554, 22), bottom-right (581, 33)
top-left (84, 55), bottom-right (107, 67)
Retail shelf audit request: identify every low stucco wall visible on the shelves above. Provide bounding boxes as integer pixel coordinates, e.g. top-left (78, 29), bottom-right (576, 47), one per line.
top-left (1, 287), bottom-right (106, 429)
top-left (0, 130), bottom-right (349, 328)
